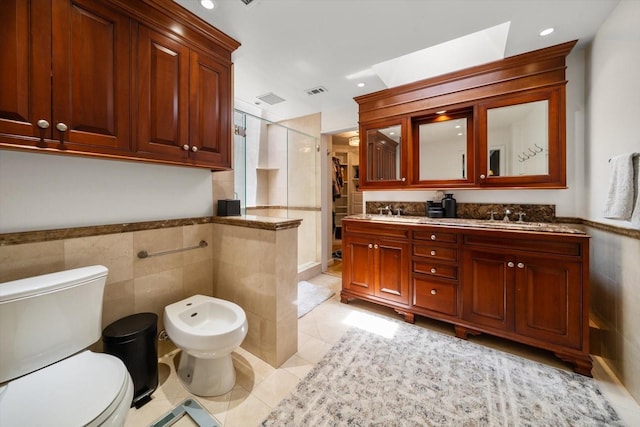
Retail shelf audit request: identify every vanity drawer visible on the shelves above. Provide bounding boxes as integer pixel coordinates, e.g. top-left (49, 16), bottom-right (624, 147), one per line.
top-left (413, 244), bottom-right (458, 262)
top-left (413, 278), bottom-right (458, 316)
top-left (413, 261), bottom-right (457, 280)
top-left (413, 230), bottom-right (458, 243)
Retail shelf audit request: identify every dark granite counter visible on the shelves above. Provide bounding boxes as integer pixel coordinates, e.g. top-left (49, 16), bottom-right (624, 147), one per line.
top-left (345, 214), bottom-right (587, 235)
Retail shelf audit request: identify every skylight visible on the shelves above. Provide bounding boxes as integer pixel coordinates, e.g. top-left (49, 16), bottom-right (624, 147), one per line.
top-left (372, 21), bottom-right (511, 88)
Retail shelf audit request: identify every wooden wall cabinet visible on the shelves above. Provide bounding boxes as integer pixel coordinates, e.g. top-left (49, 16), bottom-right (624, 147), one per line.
top-left (340, 218), bottom-right (591, 376)
top-left (0, 0), bottom-right (131, 153)
top-left (0, 0), bottom-right (239, 170)
top-left (354, 41), bottom-right (575, 190)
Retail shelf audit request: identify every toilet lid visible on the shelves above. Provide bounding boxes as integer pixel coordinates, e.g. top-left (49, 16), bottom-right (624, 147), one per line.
top-left (0, 350), bottom-right (130, 427)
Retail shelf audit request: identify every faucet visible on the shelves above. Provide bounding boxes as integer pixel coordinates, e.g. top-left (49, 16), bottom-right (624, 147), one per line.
top-left (489, 211), bottom-right (497, 221)
top-left (385, 205), bottom-right (393, 216)
top-left (517, 212), bottom-right (527, 222)
top-left (503, 209), bottom-right (511, 222)
top-left (396, 208), bottom-right (403, 217)
top-left (378, 207), bottom-right (384, 215)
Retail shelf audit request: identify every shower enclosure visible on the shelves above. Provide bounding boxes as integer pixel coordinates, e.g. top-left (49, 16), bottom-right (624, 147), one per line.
top-left (234, 110), bottom-right (321, 275)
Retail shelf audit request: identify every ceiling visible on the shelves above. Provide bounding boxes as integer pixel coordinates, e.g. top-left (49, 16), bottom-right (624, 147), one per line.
top-left (174, 0), bottom-right (619, 131)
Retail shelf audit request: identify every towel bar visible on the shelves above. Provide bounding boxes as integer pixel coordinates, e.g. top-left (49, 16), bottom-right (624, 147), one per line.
top-left (138, 240), bottom-right (208, 259)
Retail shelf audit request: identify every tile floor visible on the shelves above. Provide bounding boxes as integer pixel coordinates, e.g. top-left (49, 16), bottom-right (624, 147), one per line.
top-left (125, 273), bottom-right (640, 427)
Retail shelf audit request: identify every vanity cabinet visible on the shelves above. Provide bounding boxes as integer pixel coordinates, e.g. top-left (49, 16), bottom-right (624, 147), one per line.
top-left (411, 229), bottom-right (460, 319)
top-left (0, 0), bottom-right (239, 170)
top-left (340, 218), bottom-right (591, 376)
top-left (341, 222), bottom-right (411, 308)
top-left (0, 0), bottom-right (132, 153)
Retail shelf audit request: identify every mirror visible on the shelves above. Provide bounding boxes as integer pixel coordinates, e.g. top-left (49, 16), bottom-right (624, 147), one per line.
top-left (417, 115), bottom-right (469, 181)
top-left (487, 100), bottom-right (548, 177)
top-left (366, 125), bottom-right (401, 181)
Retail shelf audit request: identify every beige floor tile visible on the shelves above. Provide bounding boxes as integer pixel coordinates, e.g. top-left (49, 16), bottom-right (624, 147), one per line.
top-left (251, 369), bottom-right (300, 408)
top-left (280, 353), bottom-right (315, 380)
top-left (296, 334), bottom-right (334, 364)
top-left (223, 386), bottom-right (273, 427)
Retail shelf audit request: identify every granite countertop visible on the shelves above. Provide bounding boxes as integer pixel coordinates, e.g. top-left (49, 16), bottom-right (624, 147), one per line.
top-left (344, 214), bottom-right (587, 235)
top-left (211, 215), bottom-right (302, 230)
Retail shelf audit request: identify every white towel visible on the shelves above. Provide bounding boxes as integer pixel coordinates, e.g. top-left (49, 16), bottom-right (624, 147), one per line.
top-left (604, 153), bottom-right (636, 219)
top-left (631, 156), bottom-right (640, 227)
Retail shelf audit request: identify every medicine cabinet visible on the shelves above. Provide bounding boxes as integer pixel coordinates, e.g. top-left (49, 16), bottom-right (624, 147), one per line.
top-left (355, 40), bottom-right (575, 190)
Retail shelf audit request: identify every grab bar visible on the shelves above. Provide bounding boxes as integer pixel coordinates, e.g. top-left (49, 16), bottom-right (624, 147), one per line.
top-left (137, 240), bottom-right (208, 259)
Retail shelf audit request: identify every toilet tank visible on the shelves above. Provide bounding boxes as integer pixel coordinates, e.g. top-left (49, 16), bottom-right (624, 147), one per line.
top-left (0, 265), bottom-right (108, 383)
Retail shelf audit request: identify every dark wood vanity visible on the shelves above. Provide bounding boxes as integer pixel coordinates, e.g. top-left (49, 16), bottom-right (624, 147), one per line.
top-left (340, 217), bottom-right (591, 376)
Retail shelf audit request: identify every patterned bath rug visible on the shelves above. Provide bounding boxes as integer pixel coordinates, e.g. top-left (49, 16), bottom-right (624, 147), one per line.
top-left (261, 315), bottom-right (622, 426)
top-left (297, 281), bottom-right (334, 318)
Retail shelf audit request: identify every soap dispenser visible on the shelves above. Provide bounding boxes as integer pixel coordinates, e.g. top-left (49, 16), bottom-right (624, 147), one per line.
top-left (443, 193), bottom-right (457, 218)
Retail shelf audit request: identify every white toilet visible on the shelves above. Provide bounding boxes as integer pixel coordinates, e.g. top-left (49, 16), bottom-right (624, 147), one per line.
top-left (164, 294), bottom-right (248, 396)
top-left (0, 266), bottom-right (133, 427)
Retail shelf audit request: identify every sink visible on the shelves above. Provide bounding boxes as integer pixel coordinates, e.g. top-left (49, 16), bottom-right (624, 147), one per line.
top-left (365, 215), bottom-right (423, 224)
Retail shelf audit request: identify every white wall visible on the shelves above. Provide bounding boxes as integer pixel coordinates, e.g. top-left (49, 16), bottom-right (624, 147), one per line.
top-left (586, 0), bottom-right (640, 228)
top-left (0, 150), bottom-right (213, 233)
top-left (364, 48), bottom-right (586, 218)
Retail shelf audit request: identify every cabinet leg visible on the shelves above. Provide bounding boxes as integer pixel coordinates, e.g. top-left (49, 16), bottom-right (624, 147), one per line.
top-left (554, 352), bottom-right (593, 377)
top-left (339, 292), bottom-right (350, 304)
top-left (454, 325), bottom-right (481, 340)
top-left (394, 309), bottom-right (415, 324)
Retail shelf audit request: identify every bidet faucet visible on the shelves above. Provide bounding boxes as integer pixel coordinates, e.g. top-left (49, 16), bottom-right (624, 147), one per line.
top-left (503, 209), bottom-right (512, 222)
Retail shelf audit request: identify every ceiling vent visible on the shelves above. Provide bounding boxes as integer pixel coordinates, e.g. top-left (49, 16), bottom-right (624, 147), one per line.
top-left (305, 86), bottom-right (328, 96)
top-left (256, 92), bottom-right (286, 105)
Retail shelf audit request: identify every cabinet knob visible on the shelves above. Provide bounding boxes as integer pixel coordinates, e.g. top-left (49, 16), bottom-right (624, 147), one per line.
top-left (430, 268), bottom-right (437, 274)
top-left (401, 177), bottom-right (406, 182)
top-left (517, 262), bottom-right (525, 269)
top-left (507, 262), bottom-right (514, 268)
top-left (183, 145), bottom-right (190, 151)
top-left (430, 250), bottom-right (436, 256)
top-left (480, 174), bottom-right (486, 179)
top-left (368, 244), bottom-right (373, 249)
top-left (430, 289), bottom-right (437, 295)
top-left (430, 234), bottom-right (436, 240)
top-left (56, 122), bottom-right (68, 132)
top-left (37, 119), bottom-right (50, 129)
top-left (374, 244), bottom-right (379, 249)
top-left (191, 146), bottom-right (198, 152)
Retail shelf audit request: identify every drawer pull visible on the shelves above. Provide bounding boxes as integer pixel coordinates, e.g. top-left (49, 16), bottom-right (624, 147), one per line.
top-left (430, 289), bottom-right (437, 295)
top-left (517, 262), bottom-right (525, 269)
top-left (507, 262), bottom-right (514, 268)
top-left (368, 244), bottom-right (373, 249)
top-left (430, 250), bottom-right (436, 256)
top-left (430, 234), bottom-right (436, 240)
top-left (430, 268), bottom-right (437, 274)
top-left (374, 244), bottom-right (379, 249)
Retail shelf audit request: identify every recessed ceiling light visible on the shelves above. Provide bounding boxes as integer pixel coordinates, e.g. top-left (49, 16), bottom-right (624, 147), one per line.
top-left (457, 133), bottom-right (463, 136)
top-left (200, 0), bottom-right (215, 10)
top-left (436, 110), bottom-right (447, 115)
top-left (540, 28), bottom-right (554, 37)
top-left (357, 82), bottom-right (365, 88)
top-left (455, 125), bottom-right (461, 129)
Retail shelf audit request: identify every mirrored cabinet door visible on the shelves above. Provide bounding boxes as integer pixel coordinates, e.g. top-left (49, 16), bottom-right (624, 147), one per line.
top-left (479, 89), bottom-right (564, 187)
top-left (412, 110), bottom-right (474, 186)
top-left (362, 122), bottom-right (405, 186)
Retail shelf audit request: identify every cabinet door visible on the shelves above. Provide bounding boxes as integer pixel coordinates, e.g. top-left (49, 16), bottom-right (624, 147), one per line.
top-left (136, 25), bottom-right (189, 160)
top-left (52, 0), bottom-right (131, 151)
top-left (515, 257), bottom-right (582, 348)
top-left (189, 50), bottom-right (232, 168)
top-left (0, 0), bottom-right (51, 141)
top-left (343, 235), bottom-right (375, 296)
top-left (462, 250), bottom-right (514, 331)
top-left (375, 239), bottom-right (410, 304)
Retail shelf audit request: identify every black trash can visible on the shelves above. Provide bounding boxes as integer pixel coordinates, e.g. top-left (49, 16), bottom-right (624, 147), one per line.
top-left (102, 312), bottom-right (158, 408)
